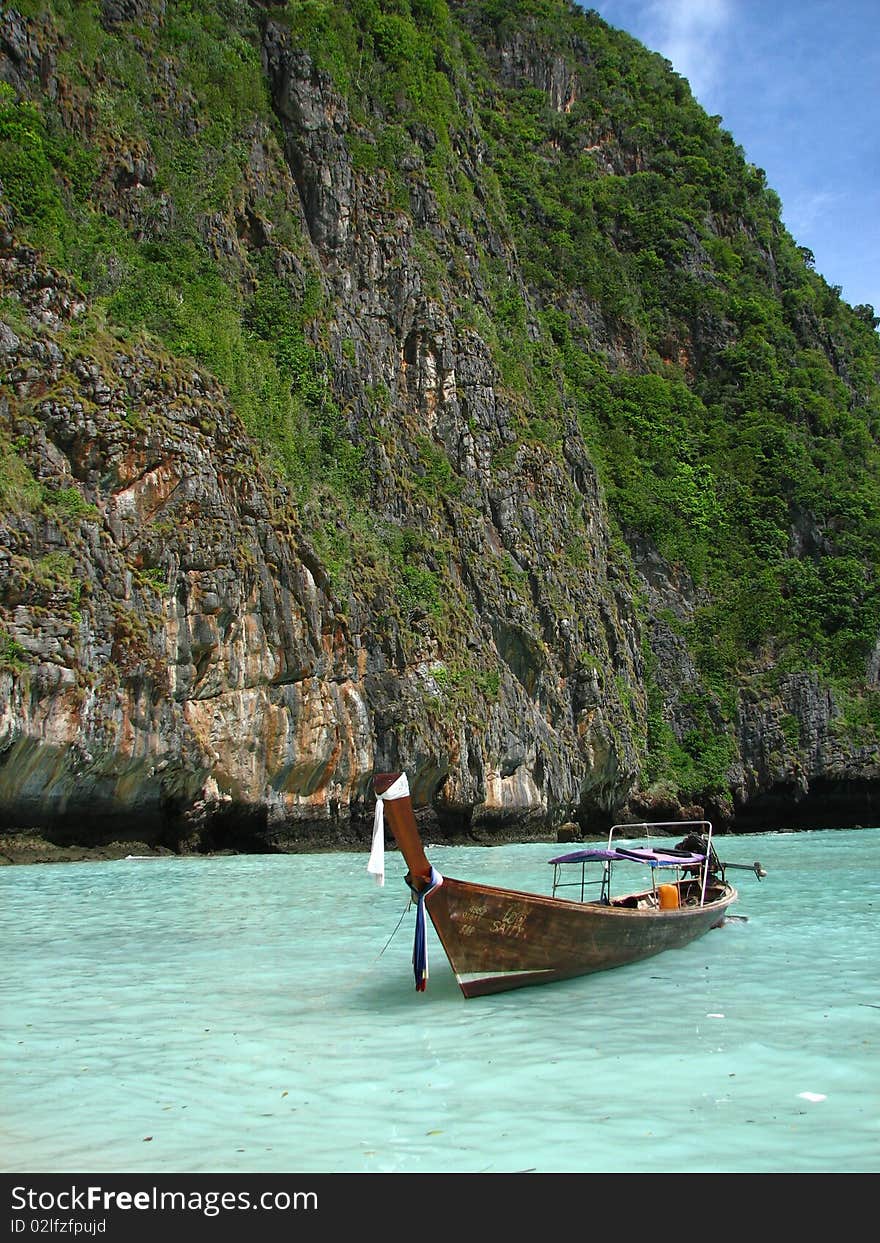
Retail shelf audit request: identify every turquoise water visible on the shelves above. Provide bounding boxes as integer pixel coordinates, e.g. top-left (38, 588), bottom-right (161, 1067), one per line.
top-left (1, 827), bottom-right (878, 1174)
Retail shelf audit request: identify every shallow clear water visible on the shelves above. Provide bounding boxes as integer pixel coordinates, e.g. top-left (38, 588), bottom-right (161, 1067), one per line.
top-left (1, 827), bottom-right (878, 1174)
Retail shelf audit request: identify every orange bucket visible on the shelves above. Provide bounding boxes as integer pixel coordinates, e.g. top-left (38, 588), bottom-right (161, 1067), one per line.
top-left (657, 883), bottom-right (680, 910)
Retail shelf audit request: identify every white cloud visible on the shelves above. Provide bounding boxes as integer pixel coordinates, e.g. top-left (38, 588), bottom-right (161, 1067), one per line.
top-left (635, 0), bottom-right (733, 102)
top-left (782, 189), bottom-right (844, 238)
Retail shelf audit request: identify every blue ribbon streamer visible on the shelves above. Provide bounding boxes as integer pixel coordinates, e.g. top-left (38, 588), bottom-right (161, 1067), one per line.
top-left (410, 866), bottom-right (443, 992)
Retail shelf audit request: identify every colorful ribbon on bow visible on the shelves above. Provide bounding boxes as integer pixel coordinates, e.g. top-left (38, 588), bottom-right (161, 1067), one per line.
top-left (409, 866), bottom-right (444, 992)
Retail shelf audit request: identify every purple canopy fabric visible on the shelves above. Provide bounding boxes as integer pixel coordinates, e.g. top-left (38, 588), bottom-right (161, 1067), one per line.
top-left (549, 846), bottom-right (705, 867)
top-left (549, 848), bottom-right (620, 864)
top-left (616, 846), bottom-right (705, 867)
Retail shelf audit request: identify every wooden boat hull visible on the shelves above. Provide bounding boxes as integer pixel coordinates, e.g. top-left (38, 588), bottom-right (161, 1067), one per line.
top-left (425, 875), bottom-right (737, 998)
top-left (371, 771), bottom-right (739, 999)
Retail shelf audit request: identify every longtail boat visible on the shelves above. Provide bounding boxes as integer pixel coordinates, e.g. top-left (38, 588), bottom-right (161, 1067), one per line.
top-left (369, 771), bottom-right (765, 999)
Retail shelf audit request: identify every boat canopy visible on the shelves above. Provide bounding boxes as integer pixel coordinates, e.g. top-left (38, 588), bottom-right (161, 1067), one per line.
top-left (549, 846), bottom-right (705, 869)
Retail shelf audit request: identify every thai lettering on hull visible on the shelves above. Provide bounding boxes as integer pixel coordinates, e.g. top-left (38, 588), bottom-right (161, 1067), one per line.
top-left (455, 901), bottom-right (528, 939)
top-left (490, 906), bottom-right (528, 938)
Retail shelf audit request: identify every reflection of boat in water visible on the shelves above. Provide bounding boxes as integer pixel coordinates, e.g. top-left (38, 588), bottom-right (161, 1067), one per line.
top-left (370, 772), bottom-right (764, 999)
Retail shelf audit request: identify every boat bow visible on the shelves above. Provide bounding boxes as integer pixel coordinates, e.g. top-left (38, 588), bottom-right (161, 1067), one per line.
top-left (372, 772), bottom-right (443, 990)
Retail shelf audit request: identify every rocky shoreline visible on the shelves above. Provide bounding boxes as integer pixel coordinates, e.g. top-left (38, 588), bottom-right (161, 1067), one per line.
top-left (0, 828), bottom-right (389, 865)
top-left (3, 793), bottom-right (876, 865)
top-left (0, 832), bottom-right (176, 865)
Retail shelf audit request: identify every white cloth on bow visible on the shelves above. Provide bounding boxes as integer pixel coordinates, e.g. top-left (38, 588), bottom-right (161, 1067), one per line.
top-left (367, 772), bottom-right (410, 886)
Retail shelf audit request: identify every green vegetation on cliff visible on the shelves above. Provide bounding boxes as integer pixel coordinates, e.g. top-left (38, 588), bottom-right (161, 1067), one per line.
top-left (2, 0), bottom-right (880, 807)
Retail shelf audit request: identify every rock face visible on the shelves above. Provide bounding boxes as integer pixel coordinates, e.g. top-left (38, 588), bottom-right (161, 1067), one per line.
top-left (0, 2), bottom-right (878, 853)
top-left (0, 230), bottom-right (364, 847)
top-left (0, 220), bottom-right (643, 848)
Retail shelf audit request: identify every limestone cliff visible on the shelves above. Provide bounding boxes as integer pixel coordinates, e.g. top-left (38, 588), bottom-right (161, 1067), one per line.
top-left (1, 0), bottom-right (879, 855)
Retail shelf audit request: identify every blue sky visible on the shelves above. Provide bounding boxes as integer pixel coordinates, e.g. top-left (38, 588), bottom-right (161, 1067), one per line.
top-left (594, 0), bottom-right (880, 317)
